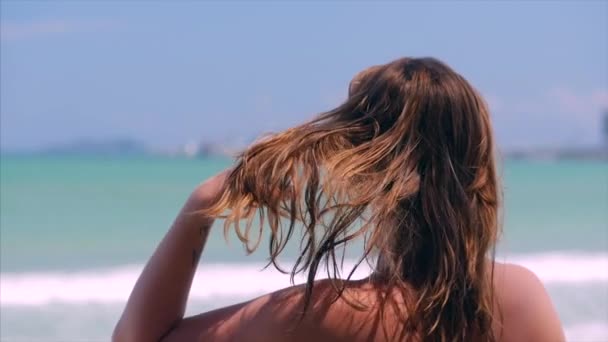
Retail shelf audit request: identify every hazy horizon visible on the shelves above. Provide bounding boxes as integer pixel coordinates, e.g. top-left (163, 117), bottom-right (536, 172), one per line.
top-left (1, 132), bottom-right (607, 155)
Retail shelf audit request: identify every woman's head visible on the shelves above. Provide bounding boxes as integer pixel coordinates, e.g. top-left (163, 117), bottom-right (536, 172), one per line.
top-left (206, 57), bottom-right (500, 340)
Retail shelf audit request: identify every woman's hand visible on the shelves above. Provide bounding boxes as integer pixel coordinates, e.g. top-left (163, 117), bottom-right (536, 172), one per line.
top-left (189, 169), bottom-right (231, 209)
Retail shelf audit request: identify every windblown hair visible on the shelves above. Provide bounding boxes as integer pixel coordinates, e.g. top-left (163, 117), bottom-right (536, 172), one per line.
top-left (205, 57), bottom-right (500, 341)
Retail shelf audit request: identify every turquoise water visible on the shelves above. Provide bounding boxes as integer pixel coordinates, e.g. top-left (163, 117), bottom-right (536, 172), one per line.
top-left (1, 156), bottom-right (607, 341)
top-left (1, 156), bottom-right (230, 272)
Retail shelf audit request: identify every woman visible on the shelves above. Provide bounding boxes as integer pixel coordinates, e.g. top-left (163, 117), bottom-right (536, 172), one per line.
top-left (114, 57), bottom-right (564, 341)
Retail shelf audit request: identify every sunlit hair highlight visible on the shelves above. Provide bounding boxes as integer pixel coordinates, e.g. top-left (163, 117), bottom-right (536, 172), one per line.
top-left (204, 57), bottom-right (500, 341)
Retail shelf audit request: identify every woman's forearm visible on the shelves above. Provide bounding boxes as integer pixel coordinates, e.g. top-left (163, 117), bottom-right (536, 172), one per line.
top-left (113, 188), bottom-right (215, 342)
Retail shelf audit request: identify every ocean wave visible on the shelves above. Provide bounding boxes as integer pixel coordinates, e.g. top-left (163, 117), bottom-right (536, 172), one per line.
top-left (500, 252), bottom-right (608, 283)
top-left (1, 251), bottom-right (607, 306)
top-left (565, 321), bottom-right (608, 342)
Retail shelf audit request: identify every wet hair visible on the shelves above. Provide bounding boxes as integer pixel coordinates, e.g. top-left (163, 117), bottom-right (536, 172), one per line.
top-left (204, 57), bottom-right (501, 341)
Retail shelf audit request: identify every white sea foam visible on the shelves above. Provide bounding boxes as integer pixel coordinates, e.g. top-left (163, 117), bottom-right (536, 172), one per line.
top-left (502, 252), bottom-right (608, 283)
top-left (1, 252), bottom-right (607, 306)
top-left (564, 321), bottom-right (608, 342)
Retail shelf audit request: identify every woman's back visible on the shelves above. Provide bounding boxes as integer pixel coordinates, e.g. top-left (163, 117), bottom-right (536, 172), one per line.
top-left (163, 262), bottom-right (563, 341)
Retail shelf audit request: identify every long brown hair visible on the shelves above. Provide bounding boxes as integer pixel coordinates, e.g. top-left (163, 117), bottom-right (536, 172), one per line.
top-left (205, 57), bottom-right (500, 341)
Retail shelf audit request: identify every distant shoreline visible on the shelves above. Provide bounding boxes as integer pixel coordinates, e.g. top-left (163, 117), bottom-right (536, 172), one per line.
top-left (1, 138), bottom-right (606, 162)
top-left (0, 151), bottom-right (608, 162)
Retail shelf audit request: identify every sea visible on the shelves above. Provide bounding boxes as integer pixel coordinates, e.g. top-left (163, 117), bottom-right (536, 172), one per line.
top-left (0, 156), bottom-right (606, 341)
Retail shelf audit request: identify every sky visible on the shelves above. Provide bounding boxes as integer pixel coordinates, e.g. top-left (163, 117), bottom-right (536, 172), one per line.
top-left (1, 1), bottom-right (607, 151)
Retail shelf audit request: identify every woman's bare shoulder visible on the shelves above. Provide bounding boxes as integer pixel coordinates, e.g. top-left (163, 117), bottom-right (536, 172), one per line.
top-left (492, 262), bottom-right (565, 342)
top-left (164, 265), bottom-right (565, 342)
top-left (162, 280), bottom-right (339, 342)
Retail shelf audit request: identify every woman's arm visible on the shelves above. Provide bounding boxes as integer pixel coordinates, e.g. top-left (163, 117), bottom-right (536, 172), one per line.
top-left (113, 171), bottom-right (228, 342)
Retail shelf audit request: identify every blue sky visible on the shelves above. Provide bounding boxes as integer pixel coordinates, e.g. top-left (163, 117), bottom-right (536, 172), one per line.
top-left (1, 1), bottom-right (607, 151)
